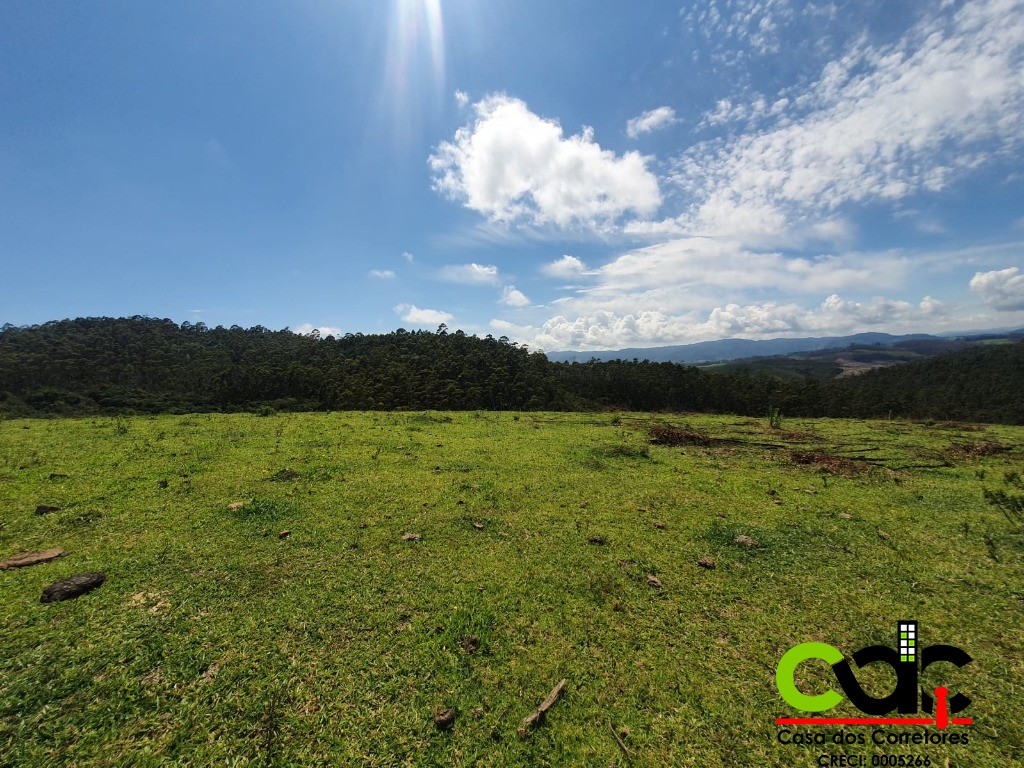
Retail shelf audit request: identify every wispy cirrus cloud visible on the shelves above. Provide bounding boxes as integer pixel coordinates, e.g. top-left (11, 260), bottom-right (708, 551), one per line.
top-left (668, 0), bottom-right (1024, 242)
top-left (368, 269), bottom-right (396, 279)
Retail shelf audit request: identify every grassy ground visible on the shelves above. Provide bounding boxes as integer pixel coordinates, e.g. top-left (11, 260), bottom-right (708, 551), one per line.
top-left (1, 411), bottom-right (1022, 767)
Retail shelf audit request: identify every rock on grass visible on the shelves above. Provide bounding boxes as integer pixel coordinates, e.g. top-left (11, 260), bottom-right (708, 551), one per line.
top-left (41, 573), bottom-right (106, 603)
top-left (434, 707), bottom-right (456, 730)
top-left (734, 535), bottom-right (760, 548)
top-left (697, 556), bottom-right (716, 569)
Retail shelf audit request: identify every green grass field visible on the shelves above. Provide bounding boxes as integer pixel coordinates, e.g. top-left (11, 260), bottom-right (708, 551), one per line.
top-left (1, 412), bottom-right (1022, 767)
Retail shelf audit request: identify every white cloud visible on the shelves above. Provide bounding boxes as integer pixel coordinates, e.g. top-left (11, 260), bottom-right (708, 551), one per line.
top-left (626, 106), bottom-right (679, 138)
top-left (528, 293), bottom-right (949, 350)
top-left (500, 286), bottom-right (531, 307)
top-left (402, 251), bottom-right (415, 263)
top-left (430, 94), bottom-right (661, 230)
top-left (585, 237), bottom-right (910, 310)
top-left (671, 0), bottom-right (1024, 241)
top-left (294, 323), bottom-right (344, 338)
top-left (368, 269), bottom-right (396, 279)
top-left (541, 254), bottom-right (588, 278)
top-left (970, 267), bottom-right (1024, 310)
top-left (454, 89), bottom-right (469, 108)
top-left (439, 262), bottom-right (501, 285)
top-left (394, 304), bottom-right (454, 326)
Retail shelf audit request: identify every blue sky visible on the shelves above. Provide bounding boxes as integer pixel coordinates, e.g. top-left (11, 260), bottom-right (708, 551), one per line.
top-left (2, 0), bottom-right (1023, 350)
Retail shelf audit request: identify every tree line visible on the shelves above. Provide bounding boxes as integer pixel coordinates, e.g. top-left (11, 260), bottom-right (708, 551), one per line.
top-left (1, 317), bottom-right (1021, 423)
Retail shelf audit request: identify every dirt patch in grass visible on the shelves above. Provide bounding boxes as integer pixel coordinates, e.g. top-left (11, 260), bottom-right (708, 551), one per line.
top-left (947, 441), bottom-right (1012, 460)
top-left (776, 429), bottom-right (820, 442)
top-left (267, 468), bottom-right (300, 482)
top-left (789, 449), bottom-right (869, 476)
top-left (648, 424), bottom-right (734, 447)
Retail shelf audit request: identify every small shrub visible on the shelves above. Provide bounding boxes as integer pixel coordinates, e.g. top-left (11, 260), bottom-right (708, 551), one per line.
top-left (983, 488), bottom-right (1024, 527)
top-left (767, 406), bottom-right (783, 430)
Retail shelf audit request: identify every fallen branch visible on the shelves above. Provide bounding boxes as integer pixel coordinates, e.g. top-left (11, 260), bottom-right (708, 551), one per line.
top-left (609, 723), bottom-right (632, 759)
top-left (518, 679), bottom-right (567, 735)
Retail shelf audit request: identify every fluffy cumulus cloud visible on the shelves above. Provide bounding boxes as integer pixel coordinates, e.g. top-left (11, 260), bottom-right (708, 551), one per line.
top-left (368, 269), bottom-right (395, 279)
top-left (524, 293), bottom-right (948, 350)
top-left (439, 262), bottom-right (501, 285)
top-left (670, 0), bottom-right (1024, 241)
top-left (541, 255), bottom-right (588, 278)
top-left (970, 267), bottom-right (1024, 310)
top-left (500, 286), bottom-right (531, 307)
top-left (626, 106), bottom-right (679, 138)
top-left (430, 94), bottom-right (661, 230)
top-left (437, 3), bottom-right (1024, 350)
top-left (394, 304), bottom-right (453, 326)
top-left (294, 323), bottom-right (344, 338)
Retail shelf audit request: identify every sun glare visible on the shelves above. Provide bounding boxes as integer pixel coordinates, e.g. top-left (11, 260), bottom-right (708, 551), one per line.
top-left (382, 0), bottom-right (447, 142)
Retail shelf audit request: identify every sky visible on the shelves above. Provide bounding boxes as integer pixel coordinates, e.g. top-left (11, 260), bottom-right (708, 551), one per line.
top-left (2, 0), bottom-right (1023, 351)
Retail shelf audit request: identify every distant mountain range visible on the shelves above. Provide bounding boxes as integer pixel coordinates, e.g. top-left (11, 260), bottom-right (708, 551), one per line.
top-left (547, 329), bottom-right (1024, 368)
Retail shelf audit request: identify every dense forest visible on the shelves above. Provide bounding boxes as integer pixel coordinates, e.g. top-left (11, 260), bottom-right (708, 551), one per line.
top-left (1, 317), bottom-right (1022, 423)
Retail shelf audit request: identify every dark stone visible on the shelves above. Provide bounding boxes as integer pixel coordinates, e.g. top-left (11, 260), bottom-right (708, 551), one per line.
top-left (41, 573), bottom-right (106, 603)
top-left (35, 505), bottom-right (60, 515)
top-left (434, 707), bottom-right (456, 730)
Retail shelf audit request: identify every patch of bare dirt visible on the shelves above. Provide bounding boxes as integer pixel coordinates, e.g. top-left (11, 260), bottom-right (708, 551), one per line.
top-left (789, 449), bottom-right (867, 476)
top-left (947, 441), bottom-right (1011, 460)
top-left (649, 424), bottom-right (730, 447)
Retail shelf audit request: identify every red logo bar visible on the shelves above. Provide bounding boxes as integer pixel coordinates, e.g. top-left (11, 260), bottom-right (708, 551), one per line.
top-left (775, 717), bottom-right (973, 726)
